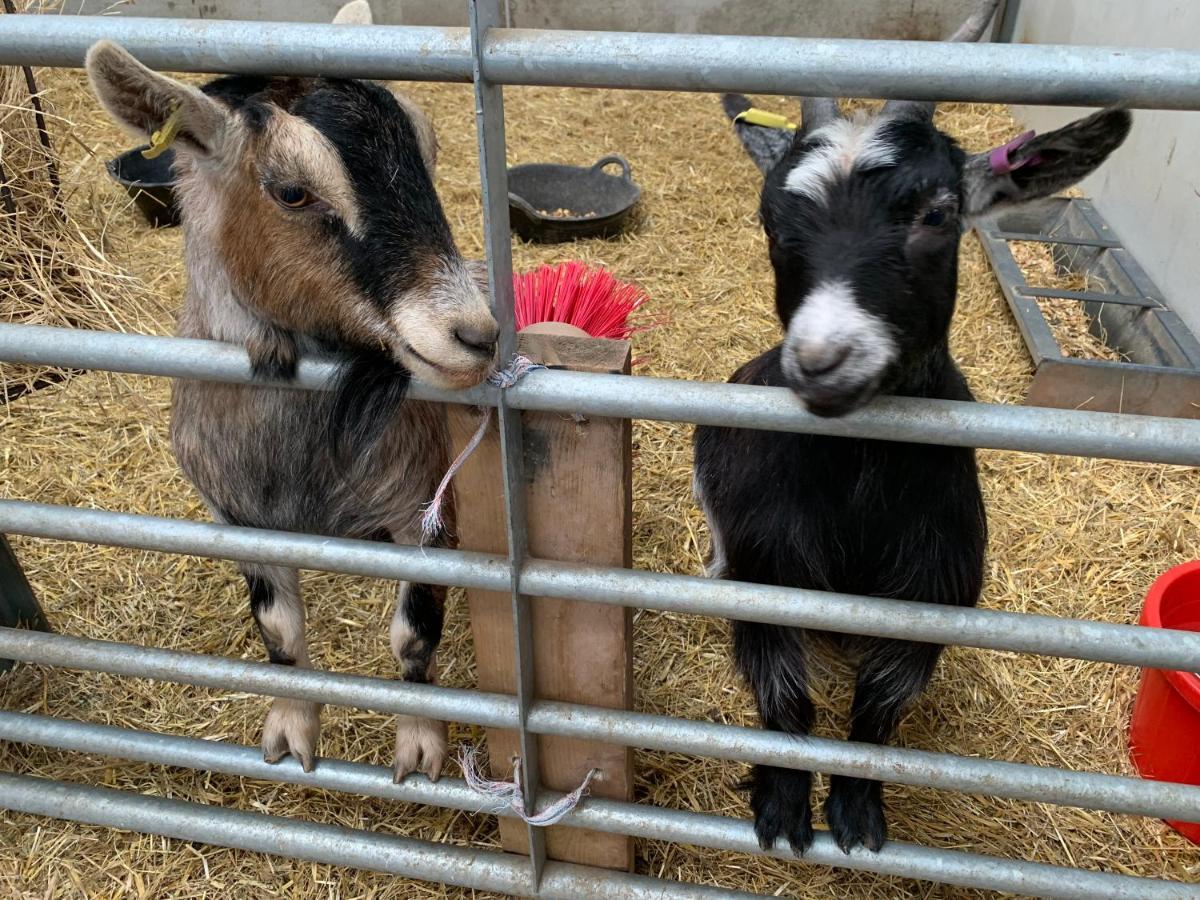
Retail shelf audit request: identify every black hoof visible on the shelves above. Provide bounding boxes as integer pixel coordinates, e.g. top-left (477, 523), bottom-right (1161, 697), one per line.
top-left (826, 776), bottom-right (887, 853)
top-left (747, 765), bottom-right (814, 856)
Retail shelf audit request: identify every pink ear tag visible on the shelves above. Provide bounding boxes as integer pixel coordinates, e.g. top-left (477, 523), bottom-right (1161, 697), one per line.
top-left (988, 130), bottom-right (1043, 175)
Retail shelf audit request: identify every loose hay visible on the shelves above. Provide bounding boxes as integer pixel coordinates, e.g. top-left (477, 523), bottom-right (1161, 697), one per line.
top-left (0, 9), bottom-right (169, 402)
top-left (0, 67), bottom-right (1198, 900)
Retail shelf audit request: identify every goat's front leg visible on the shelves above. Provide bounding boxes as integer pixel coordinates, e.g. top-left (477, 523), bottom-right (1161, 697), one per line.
top-left (733, 620), bottom-right (816, 855)
top-left (390, 579), bottom-right (447, 781)
top-left (242, 563), bottom-right (322, 772)
top-left (826, 638), bottom-right (941, 853)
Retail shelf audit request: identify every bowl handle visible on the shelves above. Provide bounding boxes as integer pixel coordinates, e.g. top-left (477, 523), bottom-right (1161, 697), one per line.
top-left (508, 191), bottom-right (542, 219)
top-left (591, 154), bottom-right (633, 180)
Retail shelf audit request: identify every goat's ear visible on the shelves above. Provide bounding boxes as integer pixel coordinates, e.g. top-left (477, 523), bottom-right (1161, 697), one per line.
top-left (963, 108), bottom-right (1132, 218)
top-left (333, 1), bottom-right (373, 25)
top-left (86, 40), bottom-right (231, 158)
top-left (722, 93), bottom-right (794, 175)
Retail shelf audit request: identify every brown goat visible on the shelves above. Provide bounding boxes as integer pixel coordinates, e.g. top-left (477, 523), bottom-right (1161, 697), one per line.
top-left (86, 2), bottom-right (497, 781)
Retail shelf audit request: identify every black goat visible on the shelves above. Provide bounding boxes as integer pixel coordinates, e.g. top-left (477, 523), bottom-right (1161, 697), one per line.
top-left (693, 3), bottom-right (1132, 855)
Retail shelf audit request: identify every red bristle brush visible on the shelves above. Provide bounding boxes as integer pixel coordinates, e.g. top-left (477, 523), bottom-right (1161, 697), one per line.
top-left (421, 261), bottom-right (650, 544)
top-left (514, 260), bottom-right (648, 340)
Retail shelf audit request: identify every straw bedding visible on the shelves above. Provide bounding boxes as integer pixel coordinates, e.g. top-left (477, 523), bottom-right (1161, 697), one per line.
top-left (0, 13), bottom-right (169, 402)
top-left (0, 62), bottom-right (1198, 899)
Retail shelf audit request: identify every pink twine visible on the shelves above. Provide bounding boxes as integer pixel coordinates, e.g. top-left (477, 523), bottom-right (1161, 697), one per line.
top-left (419, 354), bottom-right (544, 545)
top-left (458, 744), bottom-right (599, 826)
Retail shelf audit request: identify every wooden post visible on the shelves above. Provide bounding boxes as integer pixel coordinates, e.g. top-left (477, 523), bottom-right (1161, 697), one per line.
top-left (447, 331), bottom-right (634, 871)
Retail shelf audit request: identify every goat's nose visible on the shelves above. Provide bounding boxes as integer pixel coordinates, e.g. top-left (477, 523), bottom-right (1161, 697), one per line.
top-left (796, 341), bottom-right (851, 377)
top-left (454, 322), bottom-right (499, 356)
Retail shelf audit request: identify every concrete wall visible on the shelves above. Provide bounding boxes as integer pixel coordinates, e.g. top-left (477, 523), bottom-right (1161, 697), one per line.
top-left (1011, 1), bottom-right (1200, 336)
top-left (41, 0), bottom-right (985, 39)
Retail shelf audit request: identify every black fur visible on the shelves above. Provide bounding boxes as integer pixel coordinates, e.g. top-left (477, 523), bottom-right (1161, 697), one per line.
top-left (707, 92), bottom-right (1128, 853)
top-left (699, 101), bottom-right (992, 854)
top-left (696, 350), bottom-right (986, 854)
top-left (198, 75), bottom-right (450, 463)
top-left (396, 581), bottom-right (446, 684)
top-left (293, 79), bottom-right (457, 312)
top-left (324, 346), bottom-right (412, 468)
top-left (245, 571), bottom-right (294, 665)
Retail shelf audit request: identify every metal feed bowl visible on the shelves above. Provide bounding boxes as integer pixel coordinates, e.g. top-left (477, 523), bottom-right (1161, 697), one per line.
top-left (507, 155), bottom-right (640, 243)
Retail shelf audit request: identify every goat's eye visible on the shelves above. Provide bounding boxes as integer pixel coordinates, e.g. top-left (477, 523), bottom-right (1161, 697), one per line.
top-left (272, 185), bottom-right (317, 209)
top-left (922, 208), bottom-right (948, 227)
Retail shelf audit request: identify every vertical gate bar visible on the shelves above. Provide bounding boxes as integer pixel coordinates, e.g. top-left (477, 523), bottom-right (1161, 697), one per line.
top-left (0, 535), bottom-right (50, 673)
top-left (469, 0), bottom-right (547, 886)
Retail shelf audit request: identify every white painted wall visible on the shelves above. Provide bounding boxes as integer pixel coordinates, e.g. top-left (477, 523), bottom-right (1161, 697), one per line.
top-left (1011, 1), bottom-right (1200, 335)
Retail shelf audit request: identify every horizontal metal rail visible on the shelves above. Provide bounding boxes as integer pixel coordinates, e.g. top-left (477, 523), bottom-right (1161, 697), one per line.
top-left (4, 324), bottom-right (1200, 466)
top-left (2, 627), bottom-right (1199, 827)
top-left (4, 500), bottom-right (1200, 673)
top-left (3, 14), bottom-right (1200, 108)
top-left (0, 713), bottom-right (1190, 899)
top-left (0, 772), bottom-right (754, 900)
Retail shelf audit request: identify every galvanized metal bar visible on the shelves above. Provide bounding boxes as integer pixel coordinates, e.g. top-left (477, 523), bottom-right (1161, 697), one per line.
top-left (0, 625), bottom-right (519, 727)
top-left (0, 15), bottom-right (473, 80)
top-left (498, 370), bottom-right (1200, 466)
top-left (469, 0), bottom-right (546, 877)
top-left (0, 712), bottom-right (1192, 900)
top-left (0, 772), bottom-right (756, 900)
top-left (3, 629), bottom-right (1200, 825)
top-left (4, 15), bottom-right (1200, 109)
top-left (480, 28), bottom-right (1200, 108)
top-left (4, 324), bottom-right (1200, 466)
top-left (0, 496), bottom-right (511, 591)
top-left (1017, 286), bottom-right (1161, 309)
top-left (4, 500), bottom-right (1200, 672)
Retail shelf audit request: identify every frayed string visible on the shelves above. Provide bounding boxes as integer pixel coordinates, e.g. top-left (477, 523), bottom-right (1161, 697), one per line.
top-left (458, 744), bottom-right (598, 827)
top-left (420, 354), bottom-right (544, 545)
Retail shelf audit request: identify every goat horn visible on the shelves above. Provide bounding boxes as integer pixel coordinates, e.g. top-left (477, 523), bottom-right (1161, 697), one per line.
top-left (882, 0), bottom-right (1002, 122)
top-left (947, 0), bottom-right (1003, 43)
top-left (801, 97), bottom-right (841, 134)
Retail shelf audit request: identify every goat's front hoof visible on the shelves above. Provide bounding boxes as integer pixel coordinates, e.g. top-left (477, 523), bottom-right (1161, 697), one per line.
top-left (749, 765), bottom-right (814, 856)
top-left (393, 715), bottom-right (447, 782)
top-left (262, 697), bottom-right (322, 773)
top-left (826, 776), bottom-right (887, 853)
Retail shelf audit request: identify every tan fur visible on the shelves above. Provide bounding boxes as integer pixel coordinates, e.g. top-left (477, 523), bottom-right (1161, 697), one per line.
top-left (87, 38), bottom-right (488, 774)
top-left (258, 109), bottom-right (365, 234)
top-left (391, 258), bottom-right (495, 389)
top-left (394, 714), bottom-right (448, 782)
top-left (263, 698), bottom-right (322, 772)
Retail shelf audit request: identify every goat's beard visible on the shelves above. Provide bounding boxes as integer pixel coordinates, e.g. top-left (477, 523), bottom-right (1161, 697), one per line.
top-left (325, 344), bottom-right (412, 469)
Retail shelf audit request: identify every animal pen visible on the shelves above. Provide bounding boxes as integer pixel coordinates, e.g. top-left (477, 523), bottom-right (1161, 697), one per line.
top-left (1, 2), bottom-right (1200, 898)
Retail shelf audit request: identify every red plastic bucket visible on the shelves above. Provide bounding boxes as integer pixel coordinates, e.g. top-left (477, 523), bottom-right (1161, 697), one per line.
top-left (1129, 560), bottom-right (1200, 844)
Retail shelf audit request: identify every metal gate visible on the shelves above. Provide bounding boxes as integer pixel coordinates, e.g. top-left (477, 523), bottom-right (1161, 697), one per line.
top-left (1, 4), bottom-right (1200, 897)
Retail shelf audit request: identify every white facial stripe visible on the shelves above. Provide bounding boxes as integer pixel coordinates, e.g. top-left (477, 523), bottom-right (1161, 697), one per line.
top-left (783, 279), bottom-right (898, 386)
top-left (261, 110), bottom-right (363, 235)
top-left (783, 118), bottom-right (898, 203)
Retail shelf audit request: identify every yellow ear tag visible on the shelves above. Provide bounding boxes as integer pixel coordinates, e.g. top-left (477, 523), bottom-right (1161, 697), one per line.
top-left (142, 103), bottom-right (184, 160)
top-left (733, 108), bottom-right (798, 131)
